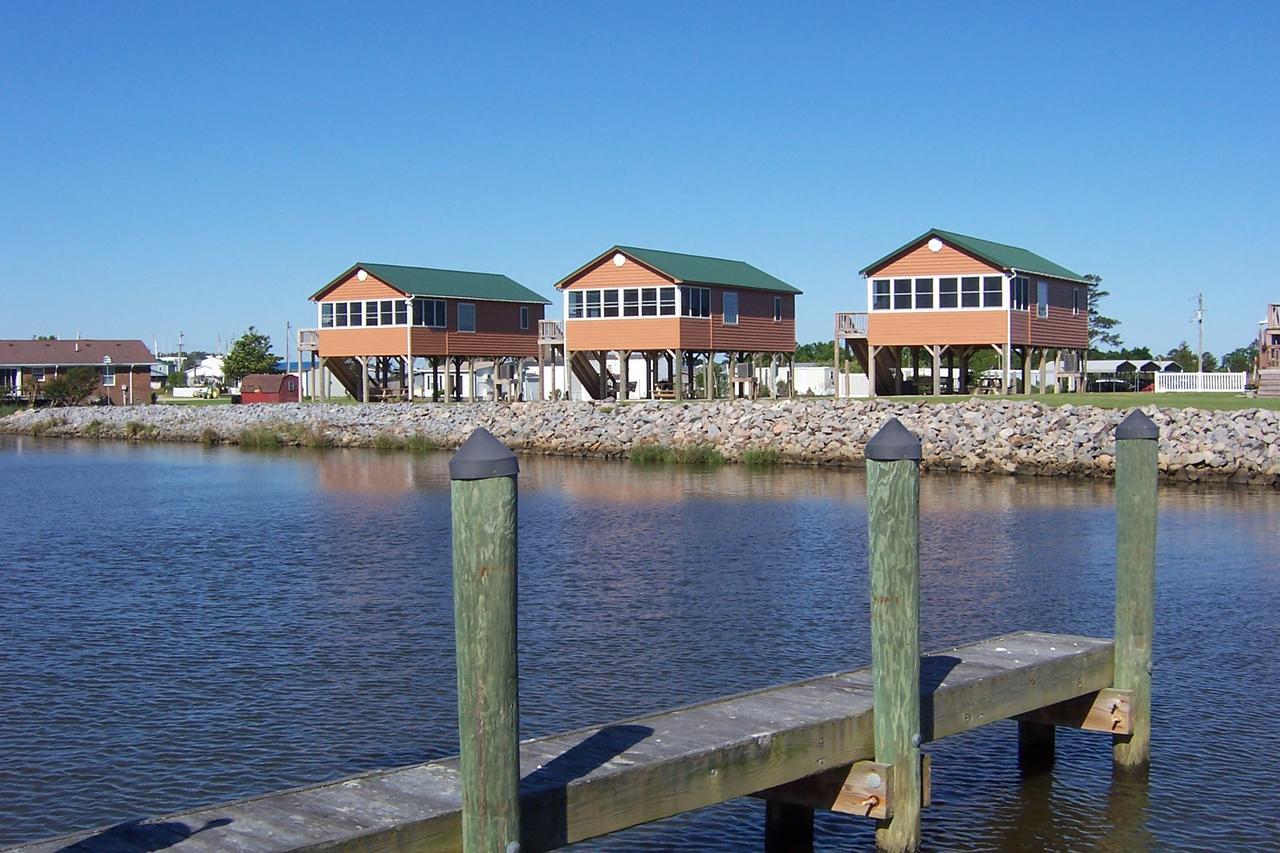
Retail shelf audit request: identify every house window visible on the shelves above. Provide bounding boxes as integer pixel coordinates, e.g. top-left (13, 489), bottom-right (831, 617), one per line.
top-left (623, 288), bottom-right (639, 317)
top-left (380, 300), bottom-right (394, 325)
top-left (602, 291), bottom-right (618, 318)
top-left (983, 276), bottom-right (1003, 308)
top-left (893, 279), bottom-right (912, 309)
top-left (681, 286), bottom-right (710, 317)
top-left (102, 365), bottom-right (116, 386)
top-left (659, 287), bottom-right (676, 316)
top-left (360, 300), bottom-right (374, 326)
top-left (520, 306), bottom-right (530, 329)
top-left (872, 279), bottom-right (891, 310)
top-left (774, 296), bottom-right (782, 322)
top-left (415, 298), bottom-right (446, 327)
top-left (1012, 276), bottom-right (1031, 311)
top-left (723, 291), bottom-right (739, 325)
top-left (914, 278), bottom-right (934, 309)
top-left (568, 291), bottom-right (584, 319)
top-left (395, 300), bottom-right (408, 325)
top-left (321, 304), bottom-right (334, 327)
top-left (1037, 281), bottom-right (1049, 318)
top-left (586, 290), bottom-right (602, 318)
top-left (961, 277), bottom-right (981, 308)
top-left (458, 303), bottom-right (476, 332)
top-left (1073, 288), bottom-right (1080, 315)
top-left (412, 298), bottom-right (425, 326)
top-left (641, 287), bottom-right (658, 316)
top-left (335, 303), bottom-right (348, 326)
top-left (938, 278), bottom-right (958, 309)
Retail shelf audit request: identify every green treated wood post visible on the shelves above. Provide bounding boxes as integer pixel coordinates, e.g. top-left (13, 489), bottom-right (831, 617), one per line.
top-left (1113, 409), bottom-right (1158, 774)
top-left (865, 418), bottom-right (922, 853)
top-left (450, 428), bottom-right (522, 853)
top-left (764, 800), bottom-right (814, 853)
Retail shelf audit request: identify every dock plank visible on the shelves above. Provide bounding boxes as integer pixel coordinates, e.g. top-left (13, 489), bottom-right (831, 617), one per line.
top-left (7, 631), bottom-right (1113, 853)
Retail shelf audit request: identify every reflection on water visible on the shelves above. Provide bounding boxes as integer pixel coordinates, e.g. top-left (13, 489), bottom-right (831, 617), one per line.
top-left (1, 436), bottom-right (1277, 850)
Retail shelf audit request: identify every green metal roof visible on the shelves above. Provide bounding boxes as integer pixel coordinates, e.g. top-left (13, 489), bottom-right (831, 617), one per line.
top-left (557, 246), bottom-right (802, 294)
top-left (313, 263), bottom-right (551, 303)
top-left (860, 229), bottom-right (1089, 284)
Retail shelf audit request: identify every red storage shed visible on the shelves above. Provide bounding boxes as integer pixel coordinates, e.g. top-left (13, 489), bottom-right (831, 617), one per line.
top-left (240, 373), bottom-right (299, 403)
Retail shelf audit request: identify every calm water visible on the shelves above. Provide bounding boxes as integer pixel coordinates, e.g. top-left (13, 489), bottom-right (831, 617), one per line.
top-left (1, 436), bottom-right (1278, 851)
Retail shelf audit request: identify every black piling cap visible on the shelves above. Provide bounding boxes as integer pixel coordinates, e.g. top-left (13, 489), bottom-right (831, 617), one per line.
top-left (1115, 409), bottom-right (1158, 441)
top-left (449, 427), bottom-right (519, 480)
top-left (865, 417), bottom-right (922, 462)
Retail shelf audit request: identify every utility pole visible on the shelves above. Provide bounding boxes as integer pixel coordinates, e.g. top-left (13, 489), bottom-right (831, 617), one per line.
top-left (285, 320), bottom-right (291, 379)
top-left (1193, 293), bottom-right (1204, 373)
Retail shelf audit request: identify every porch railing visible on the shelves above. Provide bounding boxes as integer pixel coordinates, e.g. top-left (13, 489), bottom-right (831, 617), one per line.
top-left (836, 312), bottom-right (868, 338)
top-left (298, 329), bottom-right (320, 352)
top-left (539, 320), bottom-right (564, 343)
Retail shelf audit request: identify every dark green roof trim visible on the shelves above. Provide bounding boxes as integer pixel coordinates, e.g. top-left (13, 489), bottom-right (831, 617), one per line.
top-left (556, 246), bottom-right (802, 294)
top-left (312, 263), bottom-right (551, 304)
top-left (860, 229), bottom-right (1089, 284)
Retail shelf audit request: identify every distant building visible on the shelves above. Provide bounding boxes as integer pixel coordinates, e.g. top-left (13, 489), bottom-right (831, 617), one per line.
top-left (840, 229), bottom-right (1091, 396)
top-left (0, 338), bottom-right (155, 405)
top-left (238, 373), bottom-right (300, 404)
top-left (187, 356), bottom-right (225, 387)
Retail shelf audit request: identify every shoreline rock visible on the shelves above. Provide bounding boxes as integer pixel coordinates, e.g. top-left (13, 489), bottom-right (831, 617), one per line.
top-left (1, 399), bottom-right (1277, 487)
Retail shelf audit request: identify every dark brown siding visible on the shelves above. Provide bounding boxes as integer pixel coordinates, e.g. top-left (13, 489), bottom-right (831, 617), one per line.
top-left (1010, 276), bottom-right (1088, 348)
top-left (706, 288), bottom-right (795, 353)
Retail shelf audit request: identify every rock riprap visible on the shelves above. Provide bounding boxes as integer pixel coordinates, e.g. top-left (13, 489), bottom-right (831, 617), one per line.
top-left (2, 399), bottom-right (1277, 486)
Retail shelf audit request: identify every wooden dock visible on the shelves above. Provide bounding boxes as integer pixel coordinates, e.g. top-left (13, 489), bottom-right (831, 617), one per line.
top-left (10, 632), bottom-right (1118, 853)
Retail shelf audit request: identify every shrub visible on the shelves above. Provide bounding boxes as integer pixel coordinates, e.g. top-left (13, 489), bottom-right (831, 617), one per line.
top-left (124, 420), bottom-right (144, 439)
top-left (598, 403), bottom-right (614, 414)
top-left (676, 444), bottom-right (725, 465)
top-left (238, 427), bottom-right (281, 448)
top-left (44, 366), bottom-right (101, 406)
top-left (29, 418), bottom-right (57, 436)
top-left (372, 433), bottom-right (405, 451)
top-left (404, 433), bottom-right (440, 453)
top-left (630, 444), bottom-right (677, 465)
top-left (742, 446), bottom-right (782, 466)
top-left (200, 427), bottom-right (220, 446)
top-left (84, 419), bottom-right (104, 438)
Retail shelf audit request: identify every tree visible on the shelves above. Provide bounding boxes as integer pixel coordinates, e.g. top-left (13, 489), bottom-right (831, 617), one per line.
top-left (1221, 342), bottom-right (1258, 374)
top-left (1083, 274), bottom-right (1123, 350)
top-left (222, 327), bottom-right (278, 384)
top-left (1199, 351), bottom-right (1219, 372)
top-left (795, 340), bottom-right (835, 364)
top-left (1165, 340), bottom-right (1198, 372)
top-left (43, 367), bottom-right (101, 406)
top-left (32, 334), bottom-right (57, 341)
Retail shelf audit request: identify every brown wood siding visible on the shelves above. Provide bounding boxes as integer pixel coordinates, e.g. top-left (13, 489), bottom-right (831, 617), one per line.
top-left (565, 318), bottom-right (681, 351)
top-left (319, 272), bottom-right (404, 302)
top-left (319, 302), bottom-right (542, 358)
top-left (868, 310), bottom-right (1008, 346)
top-left (708, 288), bottom-right (795, 352)
top-left (868, 242), bottom-right (1000, 277)
top-left (560, 255), bottom-right (673, 290)
top-left (1010, 277), bottom-right (1088, 348)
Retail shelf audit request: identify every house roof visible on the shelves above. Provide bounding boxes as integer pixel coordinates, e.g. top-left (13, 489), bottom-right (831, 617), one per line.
top-left (0, 339), bottom-right (154, 367)
top-left (556, 246), bottom-right (802, 294)
top-left (240, 373), bottom-right (291, 393)
top-left (861, 229), bottom-right (1090, 284)
top-left (313, 263), bottom-right (551, 304)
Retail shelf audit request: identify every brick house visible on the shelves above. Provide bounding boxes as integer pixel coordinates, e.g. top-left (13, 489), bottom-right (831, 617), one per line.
top-left (0, 339), bottom-right (155, 405)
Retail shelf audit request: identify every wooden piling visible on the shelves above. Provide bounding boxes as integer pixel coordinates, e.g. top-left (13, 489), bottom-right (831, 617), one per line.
top-left (764, 800), bottom-right (814, 853)
top-left (1113, 409), bottom-right (1157, 774)
top-left (865, 418), bottom-right (923, 853)
top-left (450, 429), bottom-right (522, 852)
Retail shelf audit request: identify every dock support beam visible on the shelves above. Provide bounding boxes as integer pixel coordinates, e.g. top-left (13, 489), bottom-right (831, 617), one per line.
top-left (450, 429), bottom-right (522, 853)
top-left (1113, 409), bottom-right (1158, 774)
top-left (764, 800), bottom-right (813, 853)
top-left (865, 418), bottom-right (923, 853)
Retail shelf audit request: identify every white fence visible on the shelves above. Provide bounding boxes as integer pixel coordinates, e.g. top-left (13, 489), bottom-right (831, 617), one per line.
top-left (1154, 372), bottom-right (1246, 393)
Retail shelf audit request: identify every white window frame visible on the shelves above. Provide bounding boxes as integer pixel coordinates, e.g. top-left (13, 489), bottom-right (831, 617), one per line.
top-left (458, 302), bottom-right (476, 333)
top-left (722, 291), bottom-right (739, 325)
top-left (1072, 288), bottom-right (1080, 316)
top-left (33, 367), bottom-right (47, 383)
top-left (520, 306), bottom-right (530, 330)
top-left (868, 272), bottom-right (1022, 313)
top-left (1037, 280), bottom-right (1049, 318)
top-left (774, 296), bottom-right (783, 322)
top-left (102, 365), bottom-right (116, 387)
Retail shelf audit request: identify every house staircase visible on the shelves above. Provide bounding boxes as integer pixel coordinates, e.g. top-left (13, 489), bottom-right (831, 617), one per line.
top-left (570, 351), bottom-right (618, 400)
top-left (326, 357), bottom-right (365, 400)
top-left (1259, 369), bottom-right (1280, 398)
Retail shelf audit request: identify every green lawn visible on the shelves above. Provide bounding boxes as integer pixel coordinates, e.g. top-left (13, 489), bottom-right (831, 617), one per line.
top-left (157, 396), bottom-right (232, 406)
top-left (881, 392), bottom-right (1280, 412)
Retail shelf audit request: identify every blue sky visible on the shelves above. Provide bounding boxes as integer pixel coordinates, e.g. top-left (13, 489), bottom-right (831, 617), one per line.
top-left (2, 1), bottom-right (1276, 357)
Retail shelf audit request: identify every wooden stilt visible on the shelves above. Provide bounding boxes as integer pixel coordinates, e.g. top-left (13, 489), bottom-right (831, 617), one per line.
top-left (1018, 720), bottom-right (1056, 774)
top-left (931, 345), bottom-right (942, 396)
top-left (706, 351), bottom-right (714, 400)
top-left (673, 349), bottom-right (683, 401)
top-left (619, 350), bottom-right (630, 402)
